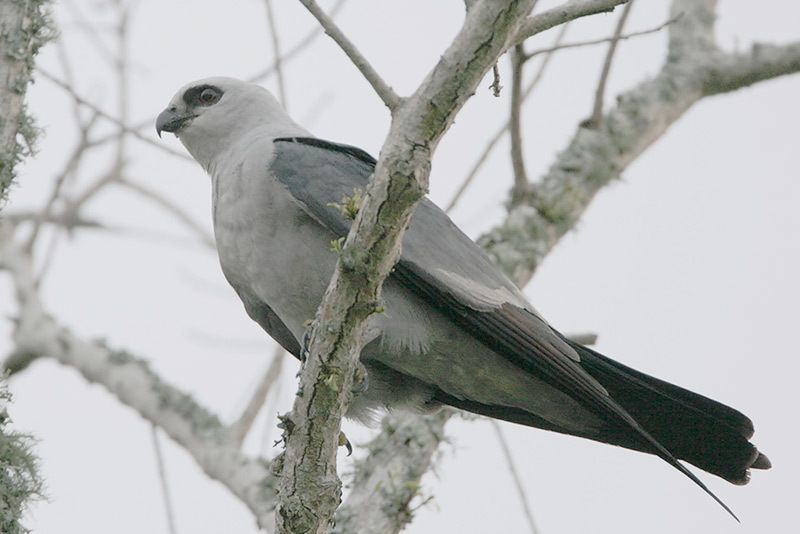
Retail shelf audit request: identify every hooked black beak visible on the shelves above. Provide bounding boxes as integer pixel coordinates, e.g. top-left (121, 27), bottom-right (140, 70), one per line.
top-left (156, 107), bottom-right (195, 138)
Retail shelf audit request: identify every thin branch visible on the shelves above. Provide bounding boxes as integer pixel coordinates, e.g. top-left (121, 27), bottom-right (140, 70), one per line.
top-left (116, 178), bottom-right (216, 249)
top-left (524, 13), bottom-right (679, 59)
top-left (489, 63), bottom-right (503, 97)
top-left (151, 425), bottom-right (178, 534)
top-left (25, 111), bottom-right (100, 250)
top-left (297, 0), bottom-right (401, 110)
top-left (0, 237), bottom-right (277, 529)
top-left (509, 44), bottom-right (530, 206)
top-left (65, 167), bottom-right (122, 213)
top-left (37, 69), bottom-right (192, 160)
top-left (589, 0), bottom-right (634, 127)
top-left (276, 4), bottom-right (539, 532)
top-left (62, 0), bottom-right (117, 66)
top-left (702, 40), bottom-right (800, 95)
top-left (229, 346), bottom-right (286, 446)
top-left (82, 0), bottom-right (350, 153)
top-left (479, 0), bottom-right (800, 287)
top-left (333, 411), bottom-right (451, 534)
top-left (490, 420), bottom-right (540, 534)
top-left (249, 0), bottom-right (348, 83)
top-left (445, 23), bottom-right (570, 214)
top-left (513, 0), bottom-right (630, 46)
top-left (264, 0), bottom-right (288, 109)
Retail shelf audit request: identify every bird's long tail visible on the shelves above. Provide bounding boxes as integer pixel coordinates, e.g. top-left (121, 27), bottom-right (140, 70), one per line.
top-left (571, 341), bottom-right (771, 484)
top-left (435, 341), bottom-right (770, 518)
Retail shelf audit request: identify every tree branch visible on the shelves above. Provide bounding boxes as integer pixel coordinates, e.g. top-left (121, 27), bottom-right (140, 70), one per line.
top-left (229, 347), bottom-right (285, 447)
top-left (333, 411), bottom-right (450, 534)
top-left (297, 0), bottom-right (401, 111)
top-left (446, 22), bottom-right (570, 213)
top-left (524, 13), bottom-right (678, 59)
top-left (509, 44), bottom-right (531, 205)
top-left (702, 41), bottom-right (800, 95)
top-left (264, 0), bottom-right (288, 109)
top-left (0, 234), bottom-right (277, 529)
top-left (513, 0), bottom-right (629, 46)
top-left (479, 0), bottom-right (800, 287)
top-left (588, 0), bottom-right (634, 127)
top-left (0, 0), bottom-right (52, 201)
top-left (275, 3), bottom-right (538, 532)
top-left (491, 420), bottom-right (540, 534)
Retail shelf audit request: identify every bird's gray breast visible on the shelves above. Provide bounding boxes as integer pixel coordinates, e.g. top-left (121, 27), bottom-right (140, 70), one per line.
top-left (210, 148), bottom-right (339, 342)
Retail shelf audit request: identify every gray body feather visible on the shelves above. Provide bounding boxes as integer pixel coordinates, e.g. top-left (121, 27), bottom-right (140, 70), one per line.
top-left (156, 78), bottom-right (769, 516)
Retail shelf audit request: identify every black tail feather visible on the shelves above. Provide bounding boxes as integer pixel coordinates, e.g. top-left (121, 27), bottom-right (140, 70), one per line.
top-left (570, 341), bottom-right (768, 485)
top-left (433, 341), bottom-right (769, 519)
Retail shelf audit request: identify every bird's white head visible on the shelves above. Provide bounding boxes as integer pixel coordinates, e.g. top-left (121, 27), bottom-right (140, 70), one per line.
top-left (156, 77), bottom-right (306, 170)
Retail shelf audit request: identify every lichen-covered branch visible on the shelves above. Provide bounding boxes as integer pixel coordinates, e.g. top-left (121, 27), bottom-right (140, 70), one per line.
top-left (0, 377), bottom-right (43, 534)
top-left (0, 233), bottom-right (277, 529)
top-left (333, 411), bottom-right (450, 534)
top-left (479, 0), bottom-right (800, 286)
top-left (0, 0), bottom-right (52, 202)
top-left (275, 3), bottom-right (538, 532)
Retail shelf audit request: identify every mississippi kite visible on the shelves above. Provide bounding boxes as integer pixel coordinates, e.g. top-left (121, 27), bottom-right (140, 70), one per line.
top-left (156, 77), bottom-right (770, 515)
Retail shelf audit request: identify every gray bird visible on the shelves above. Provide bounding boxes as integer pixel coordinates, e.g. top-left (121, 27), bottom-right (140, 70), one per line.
top-left (157, 77), bottom-right (770, 516)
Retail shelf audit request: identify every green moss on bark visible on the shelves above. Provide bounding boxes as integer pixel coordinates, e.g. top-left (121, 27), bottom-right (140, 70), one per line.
top-left (0, 378), bottom-right (43, 534)
top-left (0, 0), bottom-right (54, 204)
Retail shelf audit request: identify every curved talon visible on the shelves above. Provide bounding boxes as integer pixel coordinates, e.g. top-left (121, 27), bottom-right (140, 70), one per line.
top-left (338, 431), bottom-right (353, 456)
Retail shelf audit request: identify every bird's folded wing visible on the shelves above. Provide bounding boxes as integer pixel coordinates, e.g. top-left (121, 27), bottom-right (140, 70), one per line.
top-left (269, 137), bottom-right (736, 515)
top-left (271, 137), bottom-right (610, 407)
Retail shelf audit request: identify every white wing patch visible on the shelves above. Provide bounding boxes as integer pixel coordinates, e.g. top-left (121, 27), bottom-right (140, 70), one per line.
top-left (433, 268), bottom-right (530, 311)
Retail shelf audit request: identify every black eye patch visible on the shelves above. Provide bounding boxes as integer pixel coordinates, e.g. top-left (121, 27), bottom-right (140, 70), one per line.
top-left (183, 84), bottom-right (223, 107)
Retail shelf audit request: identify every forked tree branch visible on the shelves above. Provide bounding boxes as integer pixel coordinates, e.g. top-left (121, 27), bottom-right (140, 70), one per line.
top-left (479, 0), bottom-right (800, 286)
top-left (276, 3), bottom-right (538, 532)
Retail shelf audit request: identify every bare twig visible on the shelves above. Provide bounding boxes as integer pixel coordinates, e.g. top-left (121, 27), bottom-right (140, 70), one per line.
top-left (249, 0), bottom-right (348, 83)
top-left (37, 70), bottom-right (192, 160)
top-left (151, 425), bottom-right (178, 534)
top-left (229, 346), bottom-right (286, 446)
top-left (264, 0), bottom-right (288, 109)
top-left (490, 420), bottom-right (540, 534)
top-left (446, 23), bottom-right (570, 214)
top-left (0, 236), bottom-right (277, 528)
top-left (490, 63), bottom-right (503, 97)
top-left (25, 111), bottom-right (100, 251)
top-left (297, 0), bottom-right (401, 110)
top-left (509, 44), bottom-right (530, 206)
top-left (525, 14), bottom-right (679, 60)
top-left (82, 0), bottom-right (350, 153)
top-left (116, 178), bottom-right (215, 249)
top-left (514, 0), bottom-right (630, 46)
top-left (589, 0), bottom-right (634, 127)
top-left (480, 0), bottom-right (800, 287)
top-left (62, 0), bottom-right (116, 66)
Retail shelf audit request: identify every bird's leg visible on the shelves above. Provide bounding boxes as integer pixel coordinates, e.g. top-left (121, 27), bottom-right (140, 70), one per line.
top-left (351, 361), bottom-right (369, 395)
top-left (300, 319), bottom-right (314, 362)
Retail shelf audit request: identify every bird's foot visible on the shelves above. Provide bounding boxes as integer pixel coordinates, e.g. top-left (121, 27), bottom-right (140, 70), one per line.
top-left (351, 362), bottom-right (369, 395)
top-left (338, 431), bottom-right (353, 456)
top-left (300, 320), bottom-right (314, 362)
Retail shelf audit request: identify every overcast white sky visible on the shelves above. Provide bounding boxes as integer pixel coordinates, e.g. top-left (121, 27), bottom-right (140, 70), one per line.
top-left (2, 1), bottom-right (799, 533)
